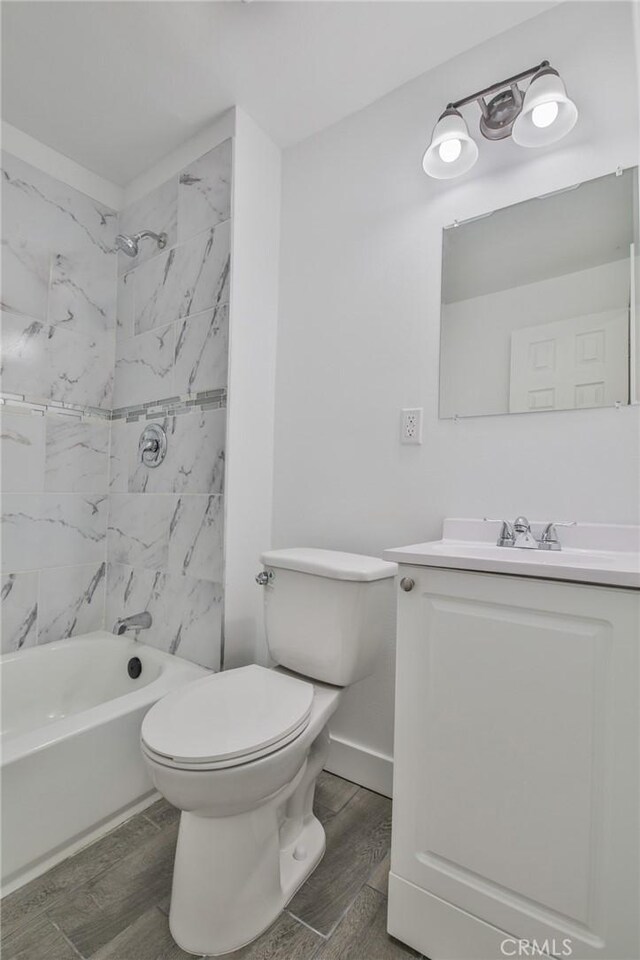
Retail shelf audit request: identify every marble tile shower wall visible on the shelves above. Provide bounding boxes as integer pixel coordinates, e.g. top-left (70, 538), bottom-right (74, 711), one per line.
top-left (1, 152), bottom-right (117, 652)
top-left (106, 139), bottom-right (232, 670)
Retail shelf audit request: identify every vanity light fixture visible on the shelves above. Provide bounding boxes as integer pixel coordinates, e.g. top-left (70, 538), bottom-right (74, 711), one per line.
top-left (422, 60), bottom-right (578, 179)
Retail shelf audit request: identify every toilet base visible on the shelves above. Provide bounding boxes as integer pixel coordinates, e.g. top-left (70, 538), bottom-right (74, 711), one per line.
top-left (168, 727), bottom-right (332, 956)
top-left (168, 806), bottom-right (325, 956)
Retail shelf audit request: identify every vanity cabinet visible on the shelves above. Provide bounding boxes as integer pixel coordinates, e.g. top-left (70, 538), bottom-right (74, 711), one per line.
top-left (388, 567), bottom-right (639, 960)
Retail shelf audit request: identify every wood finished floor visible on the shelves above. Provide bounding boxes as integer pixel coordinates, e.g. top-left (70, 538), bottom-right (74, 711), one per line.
top-left (1, 772), bottom-right (424, 960)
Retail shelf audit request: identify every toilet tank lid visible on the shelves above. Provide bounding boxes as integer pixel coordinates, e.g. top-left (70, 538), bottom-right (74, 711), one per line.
top-left (260, 548), bottom-right (398, 582)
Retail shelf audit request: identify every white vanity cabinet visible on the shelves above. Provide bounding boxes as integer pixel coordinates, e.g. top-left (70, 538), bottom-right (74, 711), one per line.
top-left (387, 564), bottom-right (639, 960)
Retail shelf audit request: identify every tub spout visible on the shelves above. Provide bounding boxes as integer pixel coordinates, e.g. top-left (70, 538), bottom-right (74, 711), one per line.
top-left (112, 612), bottom-right (152, 636)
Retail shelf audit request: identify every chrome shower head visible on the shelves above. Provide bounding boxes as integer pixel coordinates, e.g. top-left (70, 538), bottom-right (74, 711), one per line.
top-left (115, 233), bottom-right (139, 257)
top-left (115, 230), bottom-right (167, 258)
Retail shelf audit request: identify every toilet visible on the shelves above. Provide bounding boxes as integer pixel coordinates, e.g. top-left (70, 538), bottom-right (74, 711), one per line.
top-left (141, 547), bottom-right (397, 956)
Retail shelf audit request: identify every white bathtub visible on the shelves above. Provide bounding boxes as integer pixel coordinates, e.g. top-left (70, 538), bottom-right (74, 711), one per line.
top-left (0, 630), bottom-right (208, 894)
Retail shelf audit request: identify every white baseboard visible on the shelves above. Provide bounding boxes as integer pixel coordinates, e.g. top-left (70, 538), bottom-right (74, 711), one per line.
top-left (325, 734), bottom-right (393, 798)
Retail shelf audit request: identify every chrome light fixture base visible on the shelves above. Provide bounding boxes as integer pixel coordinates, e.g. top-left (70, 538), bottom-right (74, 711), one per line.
top-left (422, 59), bottom-right (578, 179)
top-left (478, 84), bottom-right (523, 140)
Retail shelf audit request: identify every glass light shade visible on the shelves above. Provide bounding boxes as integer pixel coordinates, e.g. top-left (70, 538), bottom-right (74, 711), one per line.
top-left (422, 109), bottom-right (479, 179)
top-left (512, 69), bottom-right (578, 147)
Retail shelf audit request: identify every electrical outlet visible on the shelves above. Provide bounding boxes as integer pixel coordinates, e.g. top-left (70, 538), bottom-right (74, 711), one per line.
top-left (401, 408), bottom-right (422, 444)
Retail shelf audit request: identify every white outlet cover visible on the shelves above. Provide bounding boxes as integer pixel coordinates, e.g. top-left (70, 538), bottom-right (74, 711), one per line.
top-left (401, 408), bottom-right (422, 444)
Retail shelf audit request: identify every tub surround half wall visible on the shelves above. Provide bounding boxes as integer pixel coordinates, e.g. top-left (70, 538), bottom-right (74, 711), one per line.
top-left (1, 140), bottom-right (233, 670)
top-left (107, 139), bottom-right (231, 670)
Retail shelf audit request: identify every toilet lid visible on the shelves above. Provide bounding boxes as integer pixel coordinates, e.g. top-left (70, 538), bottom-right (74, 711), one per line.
top-left (141, 665), bottom-right (314, 767)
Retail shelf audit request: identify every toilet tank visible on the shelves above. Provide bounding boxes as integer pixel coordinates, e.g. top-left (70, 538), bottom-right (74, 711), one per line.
top-left (259, 548), bottom-right (397, 687)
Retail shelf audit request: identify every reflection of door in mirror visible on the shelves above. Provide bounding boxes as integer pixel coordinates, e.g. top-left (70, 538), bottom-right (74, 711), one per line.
top-left (509, 309), bottom-right (629, 412)
top-left (439, 166), bottom-right (638, 419)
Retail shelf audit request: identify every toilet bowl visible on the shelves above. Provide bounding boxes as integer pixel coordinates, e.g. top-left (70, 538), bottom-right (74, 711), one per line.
top-left (141, 548), bottom-right (397, 956)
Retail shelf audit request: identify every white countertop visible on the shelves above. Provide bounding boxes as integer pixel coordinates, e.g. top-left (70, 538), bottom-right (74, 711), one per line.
top-left (383, 519), bottom-right (640, 589)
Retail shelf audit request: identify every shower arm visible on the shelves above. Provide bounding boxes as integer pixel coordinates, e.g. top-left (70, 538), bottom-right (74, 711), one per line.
top-left (136, 230), bottom-right (167, 248)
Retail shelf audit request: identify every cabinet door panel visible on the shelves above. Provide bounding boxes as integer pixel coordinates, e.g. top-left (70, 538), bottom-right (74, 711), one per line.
top-left (390, 569), bottom-right (639, 959)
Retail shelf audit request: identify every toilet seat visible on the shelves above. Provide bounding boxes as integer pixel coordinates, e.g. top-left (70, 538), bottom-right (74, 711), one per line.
top-left (141, 664), bottom-right (314, 771)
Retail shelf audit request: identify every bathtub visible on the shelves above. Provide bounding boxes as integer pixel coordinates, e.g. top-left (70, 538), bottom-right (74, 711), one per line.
top-left (0, 630), bottom-right (208, 894)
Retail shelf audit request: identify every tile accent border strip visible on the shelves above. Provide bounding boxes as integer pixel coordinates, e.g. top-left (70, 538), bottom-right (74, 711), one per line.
top-left (112, 388), bottom-right (227, 422)
top-left (0, 393), bottom-right (111, 421)
top-left (0, 389), bottom-right (227, 422)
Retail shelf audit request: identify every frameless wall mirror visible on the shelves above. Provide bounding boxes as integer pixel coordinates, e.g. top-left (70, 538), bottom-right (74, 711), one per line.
top-left (439, 166), bottom-right (639, 419)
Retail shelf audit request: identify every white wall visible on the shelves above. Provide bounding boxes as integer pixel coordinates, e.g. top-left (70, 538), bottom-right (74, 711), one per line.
top-left (440, 258), bottom-right (631, 418)
top-left (273, 1), bottom-right (640, 795)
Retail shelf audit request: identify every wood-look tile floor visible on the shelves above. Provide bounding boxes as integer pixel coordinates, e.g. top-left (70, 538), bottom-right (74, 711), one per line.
top-left (1, 772), bottom-right (424, 960)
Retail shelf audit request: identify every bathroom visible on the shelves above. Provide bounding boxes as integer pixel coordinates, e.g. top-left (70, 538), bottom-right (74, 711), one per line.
top-left (0, 1), bottom-right (638, 958)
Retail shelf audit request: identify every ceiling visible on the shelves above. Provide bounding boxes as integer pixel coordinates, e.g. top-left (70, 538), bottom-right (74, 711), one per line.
top-left (1, 1), bottom-right (554, 186)
top-left (442, 167), bottom-right (636, 303)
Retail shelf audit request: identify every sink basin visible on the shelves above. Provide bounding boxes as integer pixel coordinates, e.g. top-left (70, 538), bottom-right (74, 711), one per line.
top-left (384, 519), bottom-right (640, 588)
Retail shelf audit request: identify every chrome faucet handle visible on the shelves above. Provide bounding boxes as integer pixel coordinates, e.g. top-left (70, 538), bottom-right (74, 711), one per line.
top-left (484, 517), bottom-right (515, 547)
top-left (539, 521), bottom-right (576, 551)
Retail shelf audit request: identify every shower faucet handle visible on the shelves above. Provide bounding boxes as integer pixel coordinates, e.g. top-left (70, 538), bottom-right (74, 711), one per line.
top-left (138, 424), bottom-right (167, 468)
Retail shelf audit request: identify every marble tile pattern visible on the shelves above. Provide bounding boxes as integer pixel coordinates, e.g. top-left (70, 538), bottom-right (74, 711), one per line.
top-left (117, 178), bottom-right (178, 276)
top-left (167, 494), bottom-right (224, 582)
top-left (1, 152), bottom-right (117, 408)
top-left (107, 494), bottom-right (174, 571)
top-left (113, 308), bottom-right (228, 409)
top-left (1, 152), bottom-right (116, 318)
top-left (0, 406), bottom-right (109, 648)
top-left (48, 248), bottom-right (116, 338)
top-left (112, 323), bottom-right (174, 409)
top-left (104, 140), bottom-right (232, 668)
top-left (178, 138), bottom-right (232, 241)
top-left (133, 218), bottom-right (230, 335)
top-left (44, 415), bottom-right (110, 493)
top-left (0, 409), bottom-right (45, 493)
top-left (105, 563), bottom-right (223, 669)
top-left (2, 493), bottom-right (108, 573)
top-left (37, 562), bottom-right (106, 646)
top-left (173, 303), bottom-right (229, 396)
top-left (1, 140), bottom-right (232, 668)
top-left (1, 310), bottom-right (114, 410)
top-left (127, 410), bottom-right (225, 495)
top-left (1, 572), bottom-right (38, 653)
top-left (116, 270), bottom-right (135, 341)
top-left (107, 489), bottom-right (223, 582)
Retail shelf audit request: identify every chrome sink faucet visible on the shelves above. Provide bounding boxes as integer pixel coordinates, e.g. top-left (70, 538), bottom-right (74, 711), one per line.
top-left (512, 516), bottom-right (539, 550)
top-left (112, 611), bottom-right (152, 636)
top-left (486, 517), bottom-right (576, 551)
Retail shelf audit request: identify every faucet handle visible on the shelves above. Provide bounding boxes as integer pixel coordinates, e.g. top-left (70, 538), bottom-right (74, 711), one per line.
top-left (541, 520), bottom-right (576, 537)
top-left (540, 520), bottom-right (576, 550)
top-left (484, 517), bottom-right (515, 546)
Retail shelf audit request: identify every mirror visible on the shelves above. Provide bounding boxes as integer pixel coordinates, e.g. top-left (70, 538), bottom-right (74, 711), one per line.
top-left (439, 167), bottom-right (638, 419)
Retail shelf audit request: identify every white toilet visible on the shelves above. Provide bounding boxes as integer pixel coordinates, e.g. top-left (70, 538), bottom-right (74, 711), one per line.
top-left (141, 547), bottom-right (397, 956)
